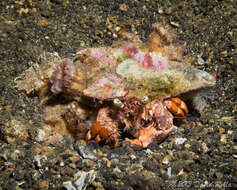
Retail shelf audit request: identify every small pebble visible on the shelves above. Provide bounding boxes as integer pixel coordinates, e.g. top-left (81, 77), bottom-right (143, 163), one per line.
top-left (184, 143), bottom-right (191, 149)
top-left (232, 154), bottom-right (237, 159)
top-left (167, 167), bottom-right (172, 178)
top-left (39, 180), bottom-right (49, 190)
top-left (115, 26), bottom-right (121, 32)
top-left (170, 21), bottom-right (179, 27)
top-left (106, 159), bottom-right (111, 168)
top-left (220, 50), bottom-right (228, 57)
top-left (119, 4), bottom-right (127, 11)
top-left (219, 127), bottom-right (225, 133)
top-left (80, 41), bottom-right (85, 47)
top-left (38, 18), bottom-right (49, 27)
top-left (198, 57), bottom-right (205, 65)
top-left (220, 134), bottom-right (227, 143)
top-left (92, 181), bottom-right (105, 190)
top-left (97, 150), bottom-right (105, 157)
top-left (158, 8), bottom-right (164, 14)
top-left (201, 142), bottom-right (209, 153)
top-left (175, 137), bottom-right (187, 145)
top-left (83, 159), bottom-right (96, 168)
top-left (162, 155), bottom-right (172, 164)
top-left (77, 146), bottom-right (97, 160)
top-left (129, 154), bottom-right (136, 160)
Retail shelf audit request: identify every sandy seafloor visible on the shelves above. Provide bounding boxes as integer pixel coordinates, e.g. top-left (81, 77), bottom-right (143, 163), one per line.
top-left (0, 0), bottom-right (236, 189)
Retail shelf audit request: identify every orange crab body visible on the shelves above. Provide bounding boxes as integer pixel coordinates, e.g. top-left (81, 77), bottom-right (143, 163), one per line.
top-left (85, 108), bottom-right (119, 146)
top-left (85, 97), bottom-right (187, 148)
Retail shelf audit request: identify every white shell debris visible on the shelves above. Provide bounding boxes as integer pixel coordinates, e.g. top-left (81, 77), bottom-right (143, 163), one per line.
top-left (34, 155), bottom-right (47, 167)
top-left (63, 170), bottom-right (96, 190)
top-left (175, 137), bottom-right (187, 145)
top-left (167, 167), bottom-right (172, 178)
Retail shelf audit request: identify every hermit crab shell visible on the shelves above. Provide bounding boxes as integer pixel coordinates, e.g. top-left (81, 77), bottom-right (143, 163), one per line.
top-left (61, 40), bottom-right (215, 101)
top-left (57, 22), bottom-right (216, 101)
top-left (15, 22), bottom-right (216, 101)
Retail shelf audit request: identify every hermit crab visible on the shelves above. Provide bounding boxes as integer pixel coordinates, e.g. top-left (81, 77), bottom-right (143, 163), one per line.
top-left (15, 22), bottom-right (216, 148)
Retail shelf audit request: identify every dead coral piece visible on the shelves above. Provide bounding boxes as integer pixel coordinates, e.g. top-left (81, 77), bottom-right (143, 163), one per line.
top-left (63, 170), bottom-right (96, 190)
top-left (14, 52), bottom-right (61, 99)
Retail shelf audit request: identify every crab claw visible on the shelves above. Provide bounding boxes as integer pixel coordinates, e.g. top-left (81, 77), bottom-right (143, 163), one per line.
top-left (125, 100), bottom-right (174, 148)
top-left (85, 108), bottom-right (120, 147)
top-left (125, 124), bottom-right (174, 148)
top-left (125, 125), bottom-right (158, 147)
top-left (85, 122), bottom-right (102, 142)
top-left (163, 97), bottom-right (188, 117)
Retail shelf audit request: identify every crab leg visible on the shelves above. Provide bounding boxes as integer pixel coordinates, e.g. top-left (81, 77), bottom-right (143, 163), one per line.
top-left (163, 97), bottom-right (188, 117)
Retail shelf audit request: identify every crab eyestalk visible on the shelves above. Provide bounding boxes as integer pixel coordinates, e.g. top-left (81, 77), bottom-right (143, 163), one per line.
top-left (113, 98), bottom-right (124, 108)
top-left (141, 96), bottom-right (149, 104)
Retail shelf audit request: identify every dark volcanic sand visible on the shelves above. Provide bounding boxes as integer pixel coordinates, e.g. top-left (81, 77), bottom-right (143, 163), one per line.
top-left (0, 0), bottom-right (236, 189)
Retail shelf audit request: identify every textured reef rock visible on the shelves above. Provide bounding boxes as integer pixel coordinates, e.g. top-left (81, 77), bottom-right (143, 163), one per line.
top-left (15, 23), bottom-right (216, 148)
